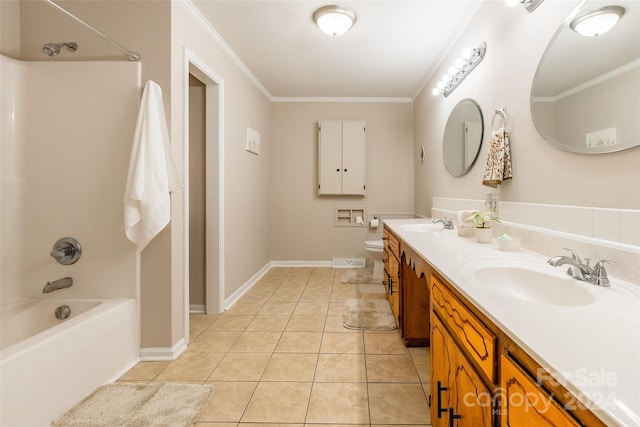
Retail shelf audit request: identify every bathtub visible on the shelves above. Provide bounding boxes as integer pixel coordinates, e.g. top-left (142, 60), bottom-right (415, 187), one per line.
top-left (0, 298), bottom-right (139, 426)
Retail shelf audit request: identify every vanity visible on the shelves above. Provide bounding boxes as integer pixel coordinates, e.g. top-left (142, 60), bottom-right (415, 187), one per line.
top-left (383, 218), bottom-right (640, 427)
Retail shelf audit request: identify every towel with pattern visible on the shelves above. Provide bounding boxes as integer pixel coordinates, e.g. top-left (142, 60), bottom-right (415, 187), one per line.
top-left (482, 127), bottom-right (512, 188)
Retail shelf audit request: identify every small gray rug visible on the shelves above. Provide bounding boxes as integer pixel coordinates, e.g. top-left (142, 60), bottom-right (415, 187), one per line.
top-left (52, 382), bottom-right (214, 427)
top-left (343, 298), bottom-right (397, 330)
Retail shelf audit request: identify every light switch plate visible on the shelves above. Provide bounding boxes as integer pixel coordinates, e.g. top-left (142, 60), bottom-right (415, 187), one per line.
top-left (245, 127), bottom-right (261, 154)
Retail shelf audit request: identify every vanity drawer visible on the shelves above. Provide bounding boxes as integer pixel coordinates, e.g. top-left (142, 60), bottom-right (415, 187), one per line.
top-left (387, 231), bottom-right (400, 259)
top-left (431, 275), bottom-right (496, 382)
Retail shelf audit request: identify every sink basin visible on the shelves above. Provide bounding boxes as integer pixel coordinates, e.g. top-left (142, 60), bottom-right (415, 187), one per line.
top-left (398, 223), bottom-right (443, 232)
top-left (460, 260), bottom-right (596, 307)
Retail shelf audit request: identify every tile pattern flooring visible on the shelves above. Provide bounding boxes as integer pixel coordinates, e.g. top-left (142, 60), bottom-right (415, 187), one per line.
top-left (119, 267), bottom-right (432, 426)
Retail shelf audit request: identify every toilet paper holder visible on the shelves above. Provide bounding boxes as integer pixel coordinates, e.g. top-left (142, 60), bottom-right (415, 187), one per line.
top-left (370, 216), bottom-right (380, 228)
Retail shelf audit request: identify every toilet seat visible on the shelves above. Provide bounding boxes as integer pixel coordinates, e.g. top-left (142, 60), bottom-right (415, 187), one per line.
top-left (364, 239), bottom-right (384, 250)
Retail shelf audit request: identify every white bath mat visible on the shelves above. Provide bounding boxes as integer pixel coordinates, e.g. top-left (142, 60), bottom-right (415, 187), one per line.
top-left (343, 298), bottom-right (397, 330)
top-left (52, 382), bottom-right (214, 427)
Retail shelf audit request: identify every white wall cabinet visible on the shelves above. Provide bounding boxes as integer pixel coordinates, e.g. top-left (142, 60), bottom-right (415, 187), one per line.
top-left (318, 120), bottom-right (366, 195)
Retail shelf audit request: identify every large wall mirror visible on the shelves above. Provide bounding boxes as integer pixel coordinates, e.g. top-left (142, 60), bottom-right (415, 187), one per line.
top-left (443, 98), bottom-right (484, 177)
top-left (531, 0), bottom-right (640, 154)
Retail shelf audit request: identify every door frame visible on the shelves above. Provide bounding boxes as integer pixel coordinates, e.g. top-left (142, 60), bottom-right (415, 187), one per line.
top-left (182, 47), bottom-right (226, 343)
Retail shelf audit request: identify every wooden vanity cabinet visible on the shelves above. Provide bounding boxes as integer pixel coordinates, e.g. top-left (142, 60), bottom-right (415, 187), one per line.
top-left (429, 272), bottom-right (606, 427)
top-left (399, 244), bottom-right (430, 346)
top-left (430, 275), bottom-right (495, 427)
top-left (382, 227), bottom-right (400, 325)
top-left (383, 226), bottom-right (430, 346)
top-left (431, 314), bottom-right (493, 427)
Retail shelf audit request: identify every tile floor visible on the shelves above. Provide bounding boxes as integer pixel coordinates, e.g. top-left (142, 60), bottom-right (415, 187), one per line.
top-left (118, 266), bottom-right (432, 426)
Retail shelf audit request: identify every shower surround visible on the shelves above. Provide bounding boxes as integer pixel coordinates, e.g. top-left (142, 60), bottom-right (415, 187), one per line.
top-left (0, 55), bottom-right (141, 425)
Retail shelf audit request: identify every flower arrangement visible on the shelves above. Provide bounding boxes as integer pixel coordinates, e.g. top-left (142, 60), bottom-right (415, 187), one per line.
top-left (466, 211), bottom-right (500, 229)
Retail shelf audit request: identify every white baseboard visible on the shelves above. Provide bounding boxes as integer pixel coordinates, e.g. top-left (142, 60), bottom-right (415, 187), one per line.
top-left (189, 304), bottom-right (205, 313)
top-left (223, 261), bottom-right (334, 311)
top-left (140, 338), bottom-right (186, 361)
top-left (270, 260), bottom-right (332, 267)
top-left (224, 262), bottom-right (273, 310)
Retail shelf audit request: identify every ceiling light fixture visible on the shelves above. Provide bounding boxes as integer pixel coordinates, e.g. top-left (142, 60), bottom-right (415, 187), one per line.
top-left (570, 6), bottom-right (625, 37)
top-left (313, 5), bottom-right (356, 37)
top-left (505, 0), bottom-right (544, 13)
top-left (432, 42), bottom-right (487, 97)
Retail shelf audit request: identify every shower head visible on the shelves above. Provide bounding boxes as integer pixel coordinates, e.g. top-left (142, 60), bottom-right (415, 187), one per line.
top-left (42, 42), bottom-right (78, 57)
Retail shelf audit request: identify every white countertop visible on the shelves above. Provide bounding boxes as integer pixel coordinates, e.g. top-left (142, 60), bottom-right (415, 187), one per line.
top-left (383, 218), bottom-right (640, 427)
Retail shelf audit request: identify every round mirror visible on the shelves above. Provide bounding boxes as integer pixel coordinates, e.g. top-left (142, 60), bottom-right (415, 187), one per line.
top-left (443, 98), bottom-right (484, 177)
top-left (531, 0), bottom-right (640, 154)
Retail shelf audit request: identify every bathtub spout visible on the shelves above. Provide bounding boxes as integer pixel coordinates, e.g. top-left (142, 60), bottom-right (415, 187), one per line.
top-left (43, 277), bottom-right (73, 293)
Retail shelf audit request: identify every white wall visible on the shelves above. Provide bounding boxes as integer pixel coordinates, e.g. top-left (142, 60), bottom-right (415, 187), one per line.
top-left (0, 56), bottom-right (139, 302)
top-left (270, 102), bottom-right (414, 261)
top-left (414, 1), bottom-right (640, 215)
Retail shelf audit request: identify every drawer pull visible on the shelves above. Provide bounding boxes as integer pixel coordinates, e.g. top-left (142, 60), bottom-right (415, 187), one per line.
top-left (437, 381), bottom-right (447, 418)
top-left (448, 408), bottom-right (461, 427)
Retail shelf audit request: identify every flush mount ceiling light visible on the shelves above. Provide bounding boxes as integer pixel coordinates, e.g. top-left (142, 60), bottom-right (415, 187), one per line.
top-left (570, 6), bottom-right (625, 37)
top-left (432, 42), bottom-right (487, 97)
top-left (505, 0), bottom-right (544, 13)
top-left (313, 5), bottom-right (356, 36)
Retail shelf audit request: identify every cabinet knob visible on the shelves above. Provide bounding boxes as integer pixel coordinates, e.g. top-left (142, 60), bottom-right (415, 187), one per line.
top-left (336, 168), bottom-right (340, 172)
top-left (344, 168), bottom-right (348, 172)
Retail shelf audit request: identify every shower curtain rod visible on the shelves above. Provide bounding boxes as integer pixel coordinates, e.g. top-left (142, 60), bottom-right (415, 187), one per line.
top-left (42, 0), bottom-right (141, 61)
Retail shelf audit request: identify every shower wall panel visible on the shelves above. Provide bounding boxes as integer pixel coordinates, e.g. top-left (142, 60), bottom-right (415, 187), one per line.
top-left (1, 56), bottom-right (141, 301)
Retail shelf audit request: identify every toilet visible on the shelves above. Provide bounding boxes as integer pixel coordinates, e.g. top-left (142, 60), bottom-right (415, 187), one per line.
top-left (364, 239), bottom-right (385, 280)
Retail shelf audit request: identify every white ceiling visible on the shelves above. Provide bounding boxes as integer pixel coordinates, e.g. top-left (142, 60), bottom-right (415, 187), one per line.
top-left (190, 0), bottom-right (482, 100)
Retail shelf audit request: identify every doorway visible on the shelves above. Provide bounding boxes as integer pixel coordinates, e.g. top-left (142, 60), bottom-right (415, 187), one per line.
top-left (183, 50), bottom-right (225, 343)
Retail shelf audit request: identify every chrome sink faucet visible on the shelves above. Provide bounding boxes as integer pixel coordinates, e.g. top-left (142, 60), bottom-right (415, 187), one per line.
top-left (433, 217), bottom-right (454, 229)
top-left (547, 248), bottom-right (612, 287)
top-left (43, 277), bottom-right (73, 294)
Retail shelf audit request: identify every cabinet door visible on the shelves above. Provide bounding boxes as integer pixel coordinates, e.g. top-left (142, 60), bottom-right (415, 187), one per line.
top-left (500, 354), bottom-right (581, 426)
top-left (450, 337), bottom-right (493, 427)
top-left (431, 314), bottom-right (454, 427)
top-left (388, 254), bottom-right (400, 325)
top-left (341, 121), bottom-right (366, 195)
top-left (318, 120), bottom-right (343, 195)
top-left (431, 314), bottom-right (493, 427)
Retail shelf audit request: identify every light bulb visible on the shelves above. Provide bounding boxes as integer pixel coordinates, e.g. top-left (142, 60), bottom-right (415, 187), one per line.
top-left (432, 88), bottom-right (441, 96)
top-left (461, 47), bottom-right (474, 60)
top-left (448, 66), bottom-right (459, 76)
top-left (505, 0), bottom-right (522, 7)
top-left (437, 81), bottom-right (446, 90)
top-left (454, 58), bottom-right (465, 69)
top-left (442, 74), bottom-right (452, 83)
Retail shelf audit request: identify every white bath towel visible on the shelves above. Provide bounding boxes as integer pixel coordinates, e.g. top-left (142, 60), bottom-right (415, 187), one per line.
top-left (482, 127), bottom-right (512, 188)
top-left (124, 80), bottom-right (181, 251)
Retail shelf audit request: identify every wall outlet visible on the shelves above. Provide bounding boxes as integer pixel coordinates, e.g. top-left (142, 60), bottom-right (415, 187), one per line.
top-left (245, 127), bottom-right (261, 154)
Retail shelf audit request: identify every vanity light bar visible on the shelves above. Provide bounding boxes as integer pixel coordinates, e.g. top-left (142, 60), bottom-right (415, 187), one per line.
top-left (432, 42), bottom-right (487, 97)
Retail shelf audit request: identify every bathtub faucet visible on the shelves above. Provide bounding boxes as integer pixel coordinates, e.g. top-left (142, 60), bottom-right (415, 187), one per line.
top-left (43, 277), bottom-right (73, 294)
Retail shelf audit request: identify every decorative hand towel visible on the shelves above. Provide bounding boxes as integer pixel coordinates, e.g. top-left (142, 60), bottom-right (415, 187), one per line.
top-left (482, 127), bottom-right (512, 188)
top-left (124, 80), bottom-right (181, 251)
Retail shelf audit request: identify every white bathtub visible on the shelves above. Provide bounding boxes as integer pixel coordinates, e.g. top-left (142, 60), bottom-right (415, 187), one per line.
top-left (0, 298), bottom-right (139, 426)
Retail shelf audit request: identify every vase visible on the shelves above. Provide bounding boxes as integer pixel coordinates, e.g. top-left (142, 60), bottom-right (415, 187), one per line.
top-left (475, 227), bottom-right (493, 243)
